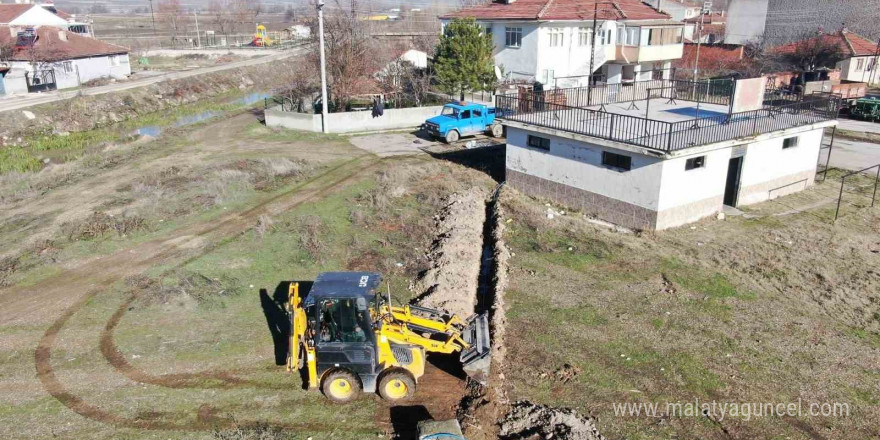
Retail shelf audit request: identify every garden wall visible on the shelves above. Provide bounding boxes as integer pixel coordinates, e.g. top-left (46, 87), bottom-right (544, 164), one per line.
top-left (264, 105), bottom-right (444, 134)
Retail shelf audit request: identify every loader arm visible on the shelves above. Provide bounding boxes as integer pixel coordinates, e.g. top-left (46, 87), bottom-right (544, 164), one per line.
top-left (287, 282), bottom-right (318, 388)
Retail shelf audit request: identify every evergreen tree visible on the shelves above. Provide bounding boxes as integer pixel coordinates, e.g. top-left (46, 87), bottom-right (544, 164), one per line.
top-left (434, 18), bottom-right (496, 101)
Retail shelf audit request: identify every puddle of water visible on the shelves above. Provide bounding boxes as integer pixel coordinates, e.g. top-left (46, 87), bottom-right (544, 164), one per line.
top-left (131, 92), bottom-right (270, 137)
top-left (232, 92), bottom-right (272, 106)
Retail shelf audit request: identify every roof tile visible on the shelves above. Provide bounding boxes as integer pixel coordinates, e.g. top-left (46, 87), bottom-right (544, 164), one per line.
top-left (0, 25), bottom-right (129, 61)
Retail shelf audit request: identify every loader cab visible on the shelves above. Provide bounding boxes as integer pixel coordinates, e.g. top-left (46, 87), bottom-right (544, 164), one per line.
top-left (302, 272), bottom-right (384, 393)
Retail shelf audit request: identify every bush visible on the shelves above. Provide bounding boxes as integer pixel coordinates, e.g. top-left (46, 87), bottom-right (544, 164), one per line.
top-left (62, 211), bottom-right (148, 240)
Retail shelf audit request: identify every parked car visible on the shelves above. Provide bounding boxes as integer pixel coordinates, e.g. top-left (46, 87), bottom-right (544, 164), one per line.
top-left (423, 102), bottom-right (505, 143)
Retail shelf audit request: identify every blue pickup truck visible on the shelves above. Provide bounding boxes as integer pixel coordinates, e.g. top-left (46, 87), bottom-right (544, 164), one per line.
top-left (423, 102), bottom-right (505, 143)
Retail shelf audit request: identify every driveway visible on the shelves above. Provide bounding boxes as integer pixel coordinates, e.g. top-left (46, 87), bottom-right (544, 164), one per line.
top-left (0, 47), bottom-right (306, 113)
top-left (837, 118), bottom-right (880, 135)
top-left (825, 135), bottom-right (880, 171)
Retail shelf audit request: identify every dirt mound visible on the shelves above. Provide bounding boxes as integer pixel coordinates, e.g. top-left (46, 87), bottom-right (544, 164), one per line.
top-left (411, 187), bottom-right (488, 318)
top-left (499, 401), bottom-right (605, 440)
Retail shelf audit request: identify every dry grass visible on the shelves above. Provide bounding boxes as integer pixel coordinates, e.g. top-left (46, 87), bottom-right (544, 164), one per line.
top-left (61, 211), bottom-right (149, 241)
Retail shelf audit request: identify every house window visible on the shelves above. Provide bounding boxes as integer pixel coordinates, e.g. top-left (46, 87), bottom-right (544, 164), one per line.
top-left (505, 27), bottom-right (522, 48)
top-left (685, 156), bottom-right (706, 170)
top-left (577, 27), bottom-right (591, 46)
top-left (548, 28), bottom-right (564, 47)
top-left (647, 27), bottom-right (682, 46)
top-left (598, 29), bottom-right (611, 45)
top-left (111, 56), bottom-right (120, 66)
top-left (484, 25), bottom-right (493, 36)
top-left (624, 27), bottom-right (640, 46)
top-left (61, 61), bottom-right (73, 74)
top-left (855, 58), bottom-right (865, 71)
top-left (602, 151), bottom-right (632, 171)
top-left (543, 69), bottom-right (555, 85)
top-left (782, 136), bottom-right (799, 149)
top-left (527, 135), bottom-right (550, 150)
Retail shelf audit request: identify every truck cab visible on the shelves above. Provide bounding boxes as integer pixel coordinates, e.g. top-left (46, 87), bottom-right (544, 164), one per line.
top-left (423, 102), bottom-right (504, 143)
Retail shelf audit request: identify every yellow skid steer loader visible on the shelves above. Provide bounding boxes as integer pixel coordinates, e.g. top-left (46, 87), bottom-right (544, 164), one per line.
top-left (285, 272), bottom-right (491, 403)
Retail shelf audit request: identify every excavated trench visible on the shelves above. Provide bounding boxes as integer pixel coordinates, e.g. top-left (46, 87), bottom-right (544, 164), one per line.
top-left (407, 184), bottom-right (604, 440)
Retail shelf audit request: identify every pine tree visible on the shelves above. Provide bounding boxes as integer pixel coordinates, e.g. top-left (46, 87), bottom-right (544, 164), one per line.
top-left (434, 18), bottom-right (496, 101)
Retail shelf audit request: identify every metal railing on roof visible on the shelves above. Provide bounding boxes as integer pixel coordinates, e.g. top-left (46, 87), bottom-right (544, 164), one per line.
top-left (495, 93), bottom-right (839, 153)
top-left (536, 78), bottom-right (734, 108)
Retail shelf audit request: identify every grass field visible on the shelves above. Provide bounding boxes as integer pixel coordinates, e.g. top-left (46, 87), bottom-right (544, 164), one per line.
top-left (498, 178), bottom-right (879, 439)
top-left (0, 105), bottom-right (496, 439)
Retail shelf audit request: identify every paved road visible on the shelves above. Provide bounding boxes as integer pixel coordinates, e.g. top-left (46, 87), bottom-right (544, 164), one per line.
top-left (0, 48), bottom-right (305, 113)
top-left (825, 136), bottom-right (880, 171)
top-left (837, 118), bottom-right (880, 135)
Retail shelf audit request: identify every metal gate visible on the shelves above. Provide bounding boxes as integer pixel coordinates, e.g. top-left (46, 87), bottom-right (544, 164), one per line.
top-left (25, 69), bottom-right (57, 93)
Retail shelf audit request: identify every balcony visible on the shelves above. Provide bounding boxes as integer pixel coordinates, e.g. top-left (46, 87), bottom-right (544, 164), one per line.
top-left (615, 44), bottom-right (684, 63)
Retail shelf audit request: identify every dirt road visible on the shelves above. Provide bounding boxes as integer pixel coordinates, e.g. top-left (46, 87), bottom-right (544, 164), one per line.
top-left (0, 47), bottom-right (305, 114)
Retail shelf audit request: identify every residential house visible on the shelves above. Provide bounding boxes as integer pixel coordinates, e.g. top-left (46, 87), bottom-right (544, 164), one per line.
top-left (494, 76), bottom-right (838, 230)
top-left (0, 25), bottom-right (130, 94)
top-left (0, 2), bottom-right (92, 37)
top-left (441, 0), bottom-right (687, 88)
top-left (649, 0), bottom-right (703, 22)
top-left (683, 12), bottom-right (725, 44)
top-left (774, 30), bottom-right (879, 86)
top-left (725, 0), bottom-right (880, 46)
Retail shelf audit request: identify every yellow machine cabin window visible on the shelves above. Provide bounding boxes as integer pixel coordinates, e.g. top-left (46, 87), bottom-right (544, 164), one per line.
top-left (318, 298), bottom-right (372, 344)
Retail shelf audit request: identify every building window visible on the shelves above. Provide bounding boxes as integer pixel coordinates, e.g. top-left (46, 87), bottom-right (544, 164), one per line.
top-left (484, 25), bottom-right (492, 36)
top-left (548, 28), bottom-right (564, 47)
top-left (647, 27), bottom-right (682, 46)
top-left (616, 26), bottom-right (639, 46)
top-left (598, 29), bottom-right (612, 45)
top-left (577, 27), bottom-right (591, 46)
top-left (542, 69), bottom-right (555, 85)
top-left (527, 135), bottom-right (550, 150)
top-left (685, 156), bottom-right (706, 170)
top-left (855, 58), bottom-right (865, 71)
top-left (782, 136), bottom-right (799, 149)
top-left (61, 61), bottom-right (73, 74)
top-left (602, 151), bottom-right (632, 171)
top-left (505, 27), bottom-right (522, 48)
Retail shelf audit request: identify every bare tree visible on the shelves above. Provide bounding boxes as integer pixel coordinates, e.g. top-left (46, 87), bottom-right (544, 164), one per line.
top-left (207, 0), bottom-right (262, 38)
top-left (378, 60), bottom-right (433, 107)
top-left (774, 31), bottom-right (846, 72)
top-left (274, 61), bottom-right (321, 112)
top-left (157, 0), bottom-right (185, 38)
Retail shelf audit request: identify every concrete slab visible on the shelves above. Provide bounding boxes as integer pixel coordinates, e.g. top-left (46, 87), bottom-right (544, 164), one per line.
top-left (347, 132), bottom-right (433, 157)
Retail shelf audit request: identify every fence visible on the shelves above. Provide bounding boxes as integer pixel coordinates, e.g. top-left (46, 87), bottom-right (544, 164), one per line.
top-left (495, 94), bottom-right (838, 153)
top-left (533, 78), bottom-right (734, 109)
top-left (834, 164), bottom-right (880, 221)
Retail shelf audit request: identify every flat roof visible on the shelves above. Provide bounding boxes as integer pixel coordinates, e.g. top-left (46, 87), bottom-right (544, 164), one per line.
top-left (585, 100), bottom-right (732, 123)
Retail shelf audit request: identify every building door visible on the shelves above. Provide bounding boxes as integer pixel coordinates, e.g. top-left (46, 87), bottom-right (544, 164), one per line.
top-left (723, 156), bottom-right (743, 207)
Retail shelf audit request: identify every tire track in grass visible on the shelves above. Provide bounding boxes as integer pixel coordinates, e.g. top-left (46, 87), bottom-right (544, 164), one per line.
top-left (31, 154), bottom-right (383, 431)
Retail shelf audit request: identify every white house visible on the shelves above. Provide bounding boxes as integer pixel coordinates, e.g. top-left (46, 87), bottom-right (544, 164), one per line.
top-left (441, 0), bottom-right (686, 88)
top-left (648, 0), bottom-right (703, 22)
top-left (495, 77), bottom-right (839, 230)
top-left (0, 2), bottom-right (92, 36)
top-left (0, 25), bottom-right (130, 94)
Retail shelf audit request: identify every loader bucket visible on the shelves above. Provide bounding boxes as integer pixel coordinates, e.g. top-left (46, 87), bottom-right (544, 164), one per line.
top-left (460, 313), bottom-right (491, 384)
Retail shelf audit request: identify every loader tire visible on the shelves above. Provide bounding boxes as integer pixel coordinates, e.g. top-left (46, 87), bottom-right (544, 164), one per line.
top-left (322, 370), bottom-right (361, 404)
top-left (444, 130), bottom-right (460, 144)
top-left (378, 370), bottom-right (415, 401)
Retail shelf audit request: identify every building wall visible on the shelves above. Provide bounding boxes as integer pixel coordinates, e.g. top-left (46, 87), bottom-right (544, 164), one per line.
top-left (727, 0), bottom-right (880, 46)
top-left (52, 54), bottom-right (130, 89)
top-left (265, 105), bottom-right (446, 134)
top-left (505, 124), bottom-right (826, 230)
top-left (8, 6), bottom-right (68, 27)
top-left (737, 127), bottom-right (823, 205)
top-left (487, 22), bottom-right (540, 82)
top-left (838, 56), bottom-right (880, 85)
top-left (724, 0), bottom-right (768, 45)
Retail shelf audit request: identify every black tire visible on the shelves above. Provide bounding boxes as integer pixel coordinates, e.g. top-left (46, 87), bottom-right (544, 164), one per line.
top-left (491, 123), bottom-right (504, 138)
top-left (321, 370), bottom-right (362, 404)
top-left (444, 130), bottom-right (460, 144)
top-left (377, 370), bottom-right (416, 401)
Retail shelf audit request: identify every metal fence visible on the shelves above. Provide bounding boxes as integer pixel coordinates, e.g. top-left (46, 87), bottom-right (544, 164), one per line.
top-left (834, 164), bottom-right (880, 221)
top-left (535, 78), bottom-right (734, 108)
top-left (495, 94), bottom-right (839, 153)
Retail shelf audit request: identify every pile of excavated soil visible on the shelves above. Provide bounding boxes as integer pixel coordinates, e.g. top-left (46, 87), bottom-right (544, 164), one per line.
top-left (499, 401), bottom-right (605, 440)
top-left (411, 187), bottom-right (488, 319)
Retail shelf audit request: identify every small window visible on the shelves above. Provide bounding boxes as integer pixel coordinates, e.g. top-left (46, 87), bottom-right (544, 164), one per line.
top-left (527, 135), bottom-right (550, 150)
top-left (577, 27), bottom-right (592, 46)
top-left (473, 109), bottom-right (482, 117)
top-left (460, 110), bottom-right (471, 119)
top-left (602, 151), bottom-right (632, 171)
top-left (685, 156), bottom-right (706, 170)
top-left (782, 137), bottom-right (799, 149)
top-left (505, 27), bottom-right (522, 48)
top-left (548, 28), bottom-right (564, 47)
top-left (484, 25), bottom-right (493, 36)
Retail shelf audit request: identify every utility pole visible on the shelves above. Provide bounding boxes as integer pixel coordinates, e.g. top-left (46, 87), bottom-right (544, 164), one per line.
top-left (317, 0), bottom-right (330, 133)
top-left (692, 1), bottom-right (711, 101)
top-left (194, 11), bottom-right (201, 48)
top-left (148, 0), bottom-right (157, 35)
top-left (587, 2), bottom-right (598, 106)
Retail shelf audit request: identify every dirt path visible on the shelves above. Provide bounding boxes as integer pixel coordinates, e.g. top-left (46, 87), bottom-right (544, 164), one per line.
top-left (15, 151), bottom-right (382, 431)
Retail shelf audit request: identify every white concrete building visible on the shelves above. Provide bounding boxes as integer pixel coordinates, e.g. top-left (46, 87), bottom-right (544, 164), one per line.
top-left (442, 0), bottom-right (686, 88)
top-left (0, 2), bottom-right (92, 36)
top-left (0, 25), bottom-right (130, 94)
top-left (496, 78), bottom-right (839, 230)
